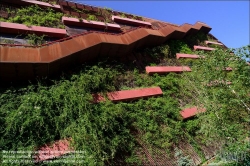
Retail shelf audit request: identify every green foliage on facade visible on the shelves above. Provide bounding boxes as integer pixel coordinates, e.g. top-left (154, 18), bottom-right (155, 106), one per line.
top-left (2, 5), bottom-right (64, 28)
top-left (0, 31), bottom-right (249, 165)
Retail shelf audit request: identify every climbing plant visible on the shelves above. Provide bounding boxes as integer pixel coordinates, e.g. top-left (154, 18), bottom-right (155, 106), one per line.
top-left (4, 5), bottom-right (64, 28)
top-left (180, 46), bottom-right (250, 164)
top-left (24, 33), bottom-right (46, 46)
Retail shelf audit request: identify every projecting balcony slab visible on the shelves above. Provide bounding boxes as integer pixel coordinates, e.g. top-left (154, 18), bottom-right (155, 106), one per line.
top-left (0, 22), bottom-right (67, 38)
top-left (112, 15), bottom-right (152, 27)
top-left (62, 17), bottom-right (121, 31)
top-left (205, 40), bottom-right (223, 46)
top-left (146, 66), bottom-right (191, 74)
top-left (193, 45), bottom-right (215, 51)
top-left (92, 87), bottom-right (163, 103)
top-left (180, 107), bottom-right (206, 119)
top-left (176, 53), bottom-right (204, 59)
top-left (107, 87), bottom-right (163, 102)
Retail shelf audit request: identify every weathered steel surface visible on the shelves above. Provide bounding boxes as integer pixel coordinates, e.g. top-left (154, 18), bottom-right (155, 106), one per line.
top-left (0, 21), bottom-right (212, 81)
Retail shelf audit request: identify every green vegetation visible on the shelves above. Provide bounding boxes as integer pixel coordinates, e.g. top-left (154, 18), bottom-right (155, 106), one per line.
top-left (120, 13), bottom-right (127, 18)
top-left (0, 31), bottom-right (249, 165)
top-left (1, 5), bottom-right (64, 28)
top-left (86, 14), bottom-right (98, 21)
top-left (104, 7), bottom-right (112, 13)
top-left (39, 0), bottom-right (57, 5)
top-left (0, 38), bottom-right (15, 44)
top-left (180, 45), bottom-right (250, 165)
top-left (0, 65), bottom-right (187, 165)
top-left (175, 148), bottom-right (194, 166)
top-left (24, 33), bottom-right (46, 46)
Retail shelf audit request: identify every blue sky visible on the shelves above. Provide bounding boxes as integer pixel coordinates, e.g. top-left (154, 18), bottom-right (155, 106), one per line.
top-left (74, 1), bottom-right (249, 49)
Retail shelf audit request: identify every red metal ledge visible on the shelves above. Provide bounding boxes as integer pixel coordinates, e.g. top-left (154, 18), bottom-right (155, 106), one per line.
top-left (180, 107), bottom-right (206, 119)
top-left (107, 87), bottom-right (163, 102)
top-left (146, 66), bottom-right (191, 74)
top-left (62, 17), bottom-right (121, 31)
top-left (193, 45), bottom-right (215, 51)
top-left (112, 15), bottom-right (152, 27)
top-left (0, 22), bottom-right (67, 38)
top-left (176, 53), bottom-right (204, 59)
top-left (205, 40), bottom-right (223, 46)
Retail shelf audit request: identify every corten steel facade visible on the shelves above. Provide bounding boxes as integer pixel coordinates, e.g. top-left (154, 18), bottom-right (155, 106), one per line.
top-left (0, 0), bottom-right (211, 82)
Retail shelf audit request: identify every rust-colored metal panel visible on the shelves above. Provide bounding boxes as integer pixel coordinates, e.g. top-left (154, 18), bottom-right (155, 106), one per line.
top-left (121, 33), bottom-right (135, 45)
top-left (71, 36), bottom-right (88, 47)
top-left (127, 29), bottom-right (149, 43)
top-left (98, 34), bottom-right (124, 45)
top-left (1, 47), bottom-right (40, 62)
top-left (195, 22), bottom-right (212, 34)
top-left (0, 17), bottom-right (213, 81)
top-left (81, 33), bottom-right (102, 48)
top-left (170, 26), bottom-right (186, 39)
top-left (40, 43), bottom-right (62, 62)
top-left (159, 25), bottom-right (175, 36)
top-left (182, 23), bottom-right (199, 36)
top-left (59, 39), bottom-right (83, 58)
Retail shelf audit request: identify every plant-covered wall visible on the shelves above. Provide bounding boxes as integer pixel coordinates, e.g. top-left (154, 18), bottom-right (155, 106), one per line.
top-left (0, 5), bottom-right (64, 28)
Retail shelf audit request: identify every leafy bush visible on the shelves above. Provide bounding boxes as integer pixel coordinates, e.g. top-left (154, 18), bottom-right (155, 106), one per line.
top-left (0, 63), bottom-right (186, 165)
